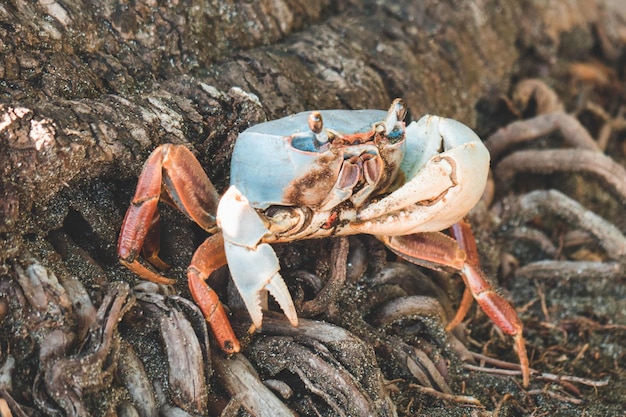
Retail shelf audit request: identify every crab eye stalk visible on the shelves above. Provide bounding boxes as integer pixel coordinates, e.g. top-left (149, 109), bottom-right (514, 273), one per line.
top-left (308, 111), bottom-right (329, 146)
top-left (385, 98), bottom-right (406, 135)
top-left (371, 121), bottom-right (387, 145)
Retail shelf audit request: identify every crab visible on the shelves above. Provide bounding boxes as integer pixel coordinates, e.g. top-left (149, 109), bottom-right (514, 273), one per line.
top-left (117, 99), bottom-right (530, 387)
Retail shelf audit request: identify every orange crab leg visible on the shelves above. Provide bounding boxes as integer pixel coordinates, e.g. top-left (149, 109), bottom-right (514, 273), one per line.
top-left (118, 148), bottom-right (165, 270)
top-left (445, 220), bottom-right (481, 331)
top-left (118, 144), bottom-right (238, 352)
top-left (118, 147), bottom-right (175, 284)
top-left (118, 145), bottom-right (220, 267)
top-left (445, 286), bottom-right (473, 331)
top-left (381, 225), bottom-right (530, 387)
top-left (188, 233), bottom-right (240, 354)
top-left (449, 220), bottom-right (529, 386)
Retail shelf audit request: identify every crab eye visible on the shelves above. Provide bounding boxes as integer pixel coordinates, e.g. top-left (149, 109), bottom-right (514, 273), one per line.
top-left (385, 98), bottom-right (406, 135)
top-left (308, 111), bottom-right (323, 133)
top-left (393, 98), bottom-right (407, 121)
top-left (308, 111), bottom-right (328, 146)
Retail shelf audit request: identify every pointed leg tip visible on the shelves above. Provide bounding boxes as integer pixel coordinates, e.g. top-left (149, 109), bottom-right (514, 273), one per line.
top-left (223, 339), bottom-right (241, 354)
top-left (145, 253), bottom-right (171, 270)
top-left (514, 333), bottom-right (531, 388)
top-left (120, 259), bottom-right (176, 285)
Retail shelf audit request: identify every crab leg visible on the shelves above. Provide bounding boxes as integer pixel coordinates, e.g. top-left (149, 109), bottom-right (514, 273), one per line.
top-left (450, 220), bottom-right (529, 387)
top-left (188, 233), bottom-right (240, 353)
top-left (380, 227), bottom-right (530, 387)
top-left (118, 147), bottom-right (174, 284)
top-left (118, 144), bottom-right (220, 284)
top-left (118, 144), bottom-right (241, 353)
top-left (445, 220), bottom-right (481, 331)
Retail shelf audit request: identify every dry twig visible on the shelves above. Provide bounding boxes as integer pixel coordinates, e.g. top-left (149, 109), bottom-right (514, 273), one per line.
top-left (408, 384), bottom-right (484, 408)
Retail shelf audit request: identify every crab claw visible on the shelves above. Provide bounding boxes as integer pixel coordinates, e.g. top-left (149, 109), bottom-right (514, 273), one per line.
top-left (354, 115), bottom-right (490, 235)
top-left (217, 186), bottom-right (299, 329)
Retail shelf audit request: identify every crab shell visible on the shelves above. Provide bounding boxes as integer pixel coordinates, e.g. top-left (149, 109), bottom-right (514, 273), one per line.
top-left (231, 110), bottom-right (398, 209)
top-left (227, 109), bottom-right (489, 236)
top-left (216, 106), bottom-right (490, 330)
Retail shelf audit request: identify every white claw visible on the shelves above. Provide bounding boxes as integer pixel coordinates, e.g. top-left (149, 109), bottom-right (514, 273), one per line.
top-left (218, 186), bottom-right (269, 248)
top-left (218, 186), bottom-right (298, 328)
top-left (223, 242), bottom-right (298, 329)
top-left (266, 272), bottom-right (299, 326)
top-left (222, 241), bottom-right (281, 328)
top-left (357, 155), bottom-right (456, 221)
top-left (354, 115), bottom-right (490, 236)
